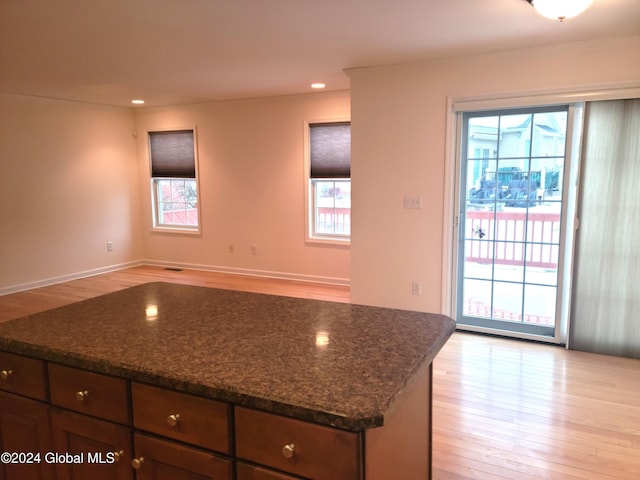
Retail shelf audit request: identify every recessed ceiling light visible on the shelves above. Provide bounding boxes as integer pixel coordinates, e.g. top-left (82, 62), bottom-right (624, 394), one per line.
top-left (311, 83), bottom-right (326, 89)
top-left (131, 99), bottom-right (145, 104)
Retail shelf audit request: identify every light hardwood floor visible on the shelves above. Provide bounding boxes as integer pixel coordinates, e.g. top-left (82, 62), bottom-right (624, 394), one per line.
top-left (1, 265), bottom-right (639, 479)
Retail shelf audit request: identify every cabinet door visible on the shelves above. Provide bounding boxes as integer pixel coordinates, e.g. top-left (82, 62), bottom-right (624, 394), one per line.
top-left (0, 391), bottom-right (54, 480)
top-left (132, 433), bottom-right (232, 480)
top-left (51, 408), bottom-right (133, 480)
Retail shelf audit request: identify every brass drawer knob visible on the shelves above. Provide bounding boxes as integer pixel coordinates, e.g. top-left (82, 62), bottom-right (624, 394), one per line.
top-left (282, 443), bottom-right (296, 459)
top-left (75, 390), bottom-right (89, 402)
top-left (131, 457), bottom-right (145, 470)
top-left (0, 369), bottom-right (13, 380)
top-left (167, 413), bottom-right (181, 427)
top-left (112, 450), bottom-right (124, 463)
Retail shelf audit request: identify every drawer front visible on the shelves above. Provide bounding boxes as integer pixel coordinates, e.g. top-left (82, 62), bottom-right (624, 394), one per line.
top-left (132, 383), bottom-right (231, 454)
top-left (0, 351), bottom-right (47, 400)
top-left (237, 462), bottom-right (303, 480)
top-left (235, 407), bottom-right (361, 480)
top-left (48, 364), bottom-right (130, 424)
top-left (132, 433), bottom-right (232, 480)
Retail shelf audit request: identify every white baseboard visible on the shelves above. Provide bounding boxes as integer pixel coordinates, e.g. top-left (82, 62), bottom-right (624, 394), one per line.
top-left (0, 260), bottom-right (144, 296)
top-left (0, 260), bottom-right (350, 297)
top-left (142, 259), bottom-right (351, 287)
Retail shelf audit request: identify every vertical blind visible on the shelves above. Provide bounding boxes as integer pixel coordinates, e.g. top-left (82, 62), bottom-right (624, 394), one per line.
top-left (149, 130), bottom-right (195, 178)
top-left (570, 98), bottom-right (640, 359)
top-left (309, 122), bottom-right (351, 178)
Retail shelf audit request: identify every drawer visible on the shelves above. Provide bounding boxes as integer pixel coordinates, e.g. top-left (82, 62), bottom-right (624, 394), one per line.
top-left (0, 351), bottom-right (47, 400)
top-left (132, 383), bottom-right (231, 454)
top-left (132, 433), bottom-right (232, 479)
top-left (48, 363), bottom-right (130, 424)
top-left (235, 407), bottom-right (361, 480)
top-left (237, 462), bottom-right (303, 480)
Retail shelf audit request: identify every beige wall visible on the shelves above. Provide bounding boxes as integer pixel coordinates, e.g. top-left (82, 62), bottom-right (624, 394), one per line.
top-left (349, 36), bottom-right (640, 312)
top-left (133, 91), bottom-right (351, 284)
top-left (3, 36), bottom-right (638, 303)
top-left (0, 91), bottom-right (350, 292)
top-left (0, 93), bottom-right (142, 290)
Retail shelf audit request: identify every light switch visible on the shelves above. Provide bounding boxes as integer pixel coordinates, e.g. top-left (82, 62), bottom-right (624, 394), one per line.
top-left (404, 196), bottom-right (423, 209)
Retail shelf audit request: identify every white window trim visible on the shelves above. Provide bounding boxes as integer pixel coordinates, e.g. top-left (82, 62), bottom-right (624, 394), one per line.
top-left (303, 117), bottom-right (351, 246)
top-left (148, 126), bottom-right (202, 235)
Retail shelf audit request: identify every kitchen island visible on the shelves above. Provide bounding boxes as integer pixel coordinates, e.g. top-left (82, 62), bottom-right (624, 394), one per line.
top-left (0, 282), bottom-right (455, 479)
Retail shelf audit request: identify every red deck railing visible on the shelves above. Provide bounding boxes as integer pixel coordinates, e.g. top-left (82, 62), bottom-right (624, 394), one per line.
top-left (465, 211), bottom-right (561, 269)
top-left (316, 207), bottom-right (351, 234)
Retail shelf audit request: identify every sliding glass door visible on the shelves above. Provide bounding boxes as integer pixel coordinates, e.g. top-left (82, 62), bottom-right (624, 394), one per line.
top-left (455, 106), bottom-right (574, 338)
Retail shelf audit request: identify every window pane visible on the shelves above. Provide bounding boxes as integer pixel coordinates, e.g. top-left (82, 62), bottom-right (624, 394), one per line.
top-left (155, 178), bottom-right (198, 227)
top-left (313, 180), bottom-right (350, 237)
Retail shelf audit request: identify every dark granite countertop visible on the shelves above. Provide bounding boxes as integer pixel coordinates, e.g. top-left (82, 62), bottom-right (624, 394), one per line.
top-left (0, 282), bottom-right (455, 432)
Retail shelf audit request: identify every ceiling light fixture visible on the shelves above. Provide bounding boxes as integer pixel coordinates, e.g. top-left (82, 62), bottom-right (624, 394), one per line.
top-left (311, 83), bottom-right (326, 89)
top-left (131, 99), bottom-right (145, 104)
top-left (526, 0), bottom-right (593, 22)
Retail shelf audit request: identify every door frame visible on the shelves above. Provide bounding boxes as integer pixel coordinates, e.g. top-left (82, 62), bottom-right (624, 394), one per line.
top-left (441, 85), bottom-right (640, 345)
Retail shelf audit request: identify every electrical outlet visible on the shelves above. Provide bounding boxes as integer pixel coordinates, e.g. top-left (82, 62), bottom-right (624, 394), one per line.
top-left (251, 244), bottom-right (257, 255)
top-left (106, 242), bottom-right (113, 252)
top-left (411, 281), bottom-right (422, 295)
top-left (228, 244), bottom-right (234, 253)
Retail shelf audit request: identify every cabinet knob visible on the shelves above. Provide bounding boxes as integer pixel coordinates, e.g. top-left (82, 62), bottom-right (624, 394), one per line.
top-left (75, 390), bottom-right (89, 402)
top-left (112, 450), bottom-right (124, 463)
top-left (131, 457), bottom-right (145, 470)
top-left (282, 443), bottom-right (296, 459)
top-left (167, 413), bottom-right (181, 427)
top-left (0, 369), bottom-right (13, 380)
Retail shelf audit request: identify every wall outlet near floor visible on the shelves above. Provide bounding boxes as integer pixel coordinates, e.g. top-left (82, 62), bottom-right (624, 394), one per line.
top-left (251, 244), bottom-right (257, 255)
top-left (106, 241), bottom-right (113, 252)
top-left (228, 244), bottom-right (234, 253)
top-left (411, 281), bottom-right (422, 295)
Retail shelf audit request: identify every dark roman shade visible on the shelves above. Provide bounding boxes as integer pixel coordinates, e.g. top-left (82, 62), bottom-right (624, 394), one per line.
top-left (149, 130), bottom-right (195, 178)
top-left (310, 122), bottom-right (351, 178)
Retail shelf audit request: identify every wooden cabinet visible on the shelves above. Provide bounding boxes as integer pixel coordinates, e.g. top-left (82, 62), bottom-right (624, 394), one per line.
top-left (1, 350), bottom-right (433, 480)
top-left (236, 407), bottom-right (361, 480)
top-left (0, 355), bottom-right (236, 480)
top-left (0, 391), bottom-right (54, 480)
top-left (47, 364), bottom-right (133, 480)
top-left (131, 382), bottom-right (232, 479)
top-left (50, 409), bottom-right (133, 480)
top-left (0, 352), bottom-right (53, 480)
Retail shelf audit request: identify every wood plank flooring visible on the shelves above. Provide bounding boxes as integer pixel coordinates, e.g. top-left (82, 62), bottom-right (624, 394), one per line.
top-left (1, 265), bottom-right (639, 479)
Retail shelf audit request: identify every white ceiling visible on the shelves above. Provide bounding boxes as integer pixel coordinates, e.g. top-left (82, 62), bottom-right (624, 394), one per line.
top-left (1, 0), bottom-right (638, 108)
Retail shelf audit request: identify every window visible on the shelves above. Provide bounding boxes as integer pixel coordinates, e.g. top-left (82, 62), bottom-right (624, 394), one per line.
top-left (149, 129), bottom-right (200, 231)
top-left (308, 122), bottom-right (351, 241)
